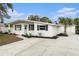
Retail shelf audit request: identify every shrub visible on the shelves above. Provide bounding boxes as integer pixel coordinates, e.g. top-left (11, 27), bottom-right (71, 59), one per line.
top-left (38, 33), bottom-right (42, 37)
top-left (8, 30), bottom-right (11, 33)
top-left (22, 34), bottom-right (26, 37)
top-left (3, 32), bottom-right (8, 34)
top-left (51, 36), bottom-right (58, 39)
top-left (0, 31), bottom-right (3, 34)
top-left (75, 30), bottom-right (79, 34)
top-left (57, 33), bottom-right (68, 37)
top-left (0, 31), bottom-right (8, 34)
top-left (22, 33), bottom-right (32, 38)
top-left (29, 33), bottom-right (32, 37)
top-left (26, 33), bottom-right (29, 37)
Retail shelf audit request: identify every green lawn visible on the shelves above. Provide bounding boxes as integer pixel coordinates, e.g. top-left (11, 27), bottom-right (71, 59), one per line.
top-left (0, 34), bottom-right (23, 46)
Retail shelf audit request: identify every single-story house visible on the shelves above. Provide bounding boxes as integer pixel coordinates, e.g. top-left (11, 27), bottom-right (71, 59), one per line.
top-left (7, 20), bottom-right (75, 37)
top-left (0, 23), bottom-right (8, 33)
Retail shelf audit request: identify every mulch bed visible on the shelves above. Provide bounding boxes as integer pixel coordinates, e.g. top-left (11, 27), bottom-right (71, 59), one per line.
top-left (22, 35), bottom-right (58, 39)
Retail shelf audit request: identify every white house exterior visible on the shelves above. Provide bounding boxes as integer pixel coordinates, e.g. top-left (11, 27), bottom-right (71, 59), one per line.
top-left (58, 25), bottom-right (76, 35)
top-left (8, 20), bottom-right (76, 37)
top-left (0, 23), bottom-right (8, 33)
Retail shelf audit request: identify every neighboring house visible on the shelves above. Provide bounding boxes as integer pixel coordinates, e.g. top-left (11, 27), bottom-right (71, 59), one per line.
top-left (0, 23), bottom-right (8, 33)
top-left (7, 20), bottom-right (75, 37)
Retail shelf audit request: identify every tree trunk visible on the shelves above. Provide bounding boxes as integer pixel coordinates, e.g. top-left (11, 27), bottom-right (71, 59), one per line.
top-left (0, 16), bottom-right (3, 23)
top-left (64, 24), bottom-right (67, 34)
top-left (0, 11), bottom-right (4, 23)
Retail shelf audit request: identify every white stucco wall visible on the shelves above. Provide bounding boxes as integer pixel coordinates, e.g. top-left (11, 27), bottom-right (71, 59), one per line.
top-left (11, 23), bottom-right (26, 35)
top-left (10, 22), bottom-right (76, 37)
top-left (10, 23), bottom-right (59, 37)
top-left (67, 25), bottom-right (75, 35)
top-left (58, 26), bottom-right (64, 34)
top-left (58, 25), bottom-right (75, 35)
top-left (27, 23), bottom-right (57, 37)
top-left (0, 27), bottom-right (8, 33)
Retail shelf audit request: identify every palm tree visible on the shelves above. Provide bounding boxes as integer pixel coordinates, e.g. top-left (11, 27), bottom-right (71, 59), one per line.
top-left (40, 17), bottom-right (52, 23)
top-left (59, 17), bottom-right (73, 34)
top-left (74, 18), bottom-right (79, 34)
top-left (74, 18), bottom-right (79, 25)
top-left (0, 3), bottom-right (13, 23)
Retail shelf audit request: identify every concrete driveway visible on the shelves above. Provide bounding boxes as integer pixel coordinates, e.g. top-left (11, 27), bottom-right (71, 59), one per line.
top-left (0, 35), bottom-right (79, 56)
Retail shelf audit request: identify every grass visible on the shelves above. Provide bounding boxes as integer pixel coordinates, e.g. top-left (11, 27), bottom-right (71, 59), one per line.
top-left (0, 34), bottom-right (23, 46)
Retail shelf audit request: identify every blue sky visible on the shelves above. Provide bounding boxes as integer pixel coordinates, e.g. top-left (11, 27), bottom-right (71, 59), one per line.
top-left (5, 3), bottom-right (79, 23)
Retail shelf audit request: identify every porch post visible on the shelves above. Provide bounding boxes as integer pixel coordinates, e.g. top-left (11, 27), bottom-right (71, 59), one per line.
top-left (22, 24), bottom-right (25, 34)
top-left (34, 23), bottom-right (37, 35)
top-left (27, 24), bottom-right (29, 34)
top-left (34, 23), bottom-right (37, 31)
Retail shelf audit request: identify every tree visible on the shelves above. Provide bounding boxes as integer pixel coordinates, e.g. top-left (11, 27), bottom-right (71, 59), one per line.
top-left (28, 15), bottom-right (40, 21)
top-left (59, 17), bottom-right (73, 34)
top-left (28, 15), bottom-right (52, 23)
top-left (74, 18), bottom-right (79, 34)
top-left (74, 18), bottom-right (79, 25)
top-left (40, 17), bottom-right (52, 23)
top-left (0, 3), bottom-right (13, 23)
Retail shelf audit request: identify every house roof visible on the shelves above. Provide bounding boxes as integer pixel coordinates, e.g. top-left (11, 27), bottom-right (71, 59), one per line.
top-left (8, 20), bottom-right (62, 26)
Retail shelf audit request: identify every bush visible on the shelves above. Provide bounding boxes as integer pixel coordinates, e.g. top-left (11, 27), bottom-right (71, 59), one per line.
top-left (29, 33), bottom-right (32, 37)
top-left (57, 33), bottom-right (68, 37)
top-left (51, 36), bottom-right (58, 39)
top-left (3, 32), bottom-right (8, 34)
top-left (38, 33), bottom-right (42, 36)
top-left (0, 31), bottom-right (8, 34)
top-left (22, 34), bottom-right (26, 37)
top-left (75, 25), bottom-right (79, 34)
top-left (25, 33), bottom-right (29, 37)
top-left (0, 31), bottom-right (3, 34)
top-left (75, 30), bottom-right (79, 34)
top-left (22, 33), bottom-right (32, 38)
top-left (8, 30), bottom-right (11, 33)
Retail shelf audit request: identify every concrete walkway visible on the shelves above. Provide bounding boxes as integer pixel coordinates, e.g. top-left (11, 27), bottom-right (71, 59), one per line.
top-left (0, 35), bottom-right (79, 56)
top-left (0, 36), bottom-right (44, 56)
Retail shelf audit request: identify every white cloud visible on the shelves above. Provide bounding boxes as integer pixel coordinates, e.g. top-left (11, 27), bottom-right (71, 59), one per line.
top-left (5, 9), bottom-right (26, 23)
top-left (57, 7), bottom-right (76, 14)
top-left (8, 9), bottom-right (24, 17)
top-left (53, 7), bottom-right (79, 21)
top-left (5, 9), bottom-right (43, 23)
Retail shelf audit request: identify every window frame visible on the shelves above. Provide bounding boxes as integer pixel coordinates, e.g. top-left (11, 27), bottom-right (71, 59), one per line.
top-left (37, 25), bottom-right (48, 31)
top-left (15, 25), bottom-right (21, 30)
top-left (29, 24), bottom-right (34, 31)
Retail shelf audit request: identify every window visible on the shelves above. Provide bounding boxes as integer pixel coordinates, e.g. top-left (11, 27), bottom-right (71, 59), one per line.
top-left (37, 25), bottom-right (48, 31)
top-left (46, 25), bottom-right (48, 31)
top-left (15, 25), bottom-right (21, 30)
top-left (25, 25), bottom-right (27, 29)
top-left (29, 24), bottom-right (34, 31)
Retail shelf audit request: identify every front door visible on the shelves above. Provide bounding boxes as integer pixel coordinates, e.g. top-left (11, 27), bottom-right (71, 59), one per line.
top-left (24, 25), bottom-right (27, 34)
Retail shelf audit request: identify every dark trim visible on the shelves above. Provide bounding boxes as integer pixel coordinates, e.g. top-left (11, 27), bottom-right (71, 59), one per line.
top-left (29, 24), bottom-right (34, 31)
top-left (25, 25), bottom-right (27, 29)
top-left (37, 25), bottom-right (48, 31)
top-left (15, 25), bottom-right (21, 30)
